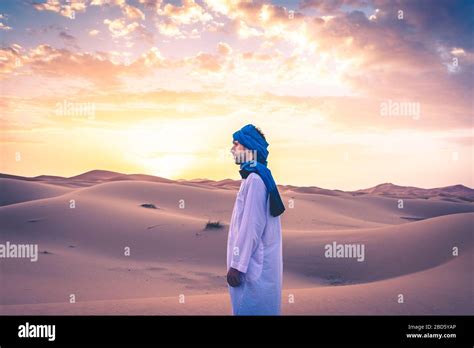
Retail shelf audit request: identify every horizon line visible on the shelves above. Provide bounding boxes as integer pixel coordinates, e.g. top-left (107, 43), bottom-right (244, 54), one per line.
top-left (1, 169), bottom-right (472, 192)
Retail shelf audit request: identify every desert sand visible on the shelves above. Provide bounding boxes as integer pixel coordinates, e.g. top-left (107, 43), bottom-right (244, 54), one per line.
top-left (0, 170), bottom-right (472, 315)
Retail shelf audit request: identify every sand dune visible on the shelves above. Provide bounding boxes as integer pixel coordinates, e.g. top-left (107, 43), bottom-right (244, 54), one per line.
top-left (353, 183), bottom-right (474, 203)
top-left (3, 252), bottom-right (470, 315)
top-left (0, 171), bottom-right (472, 315)
top-left (283, 213), bottom-right (472, 284)
top-left (8, 169), bottom-right (472, 200)
top-left (0, 178), bottom-right (72, 207)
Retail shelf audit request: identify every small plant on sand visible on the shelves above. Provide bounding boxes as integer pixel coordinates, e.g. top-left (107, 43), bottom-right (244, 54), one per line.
top-left (141, 203), bottom-right (158, 209)
top-left (205, 220), bottom-right (223, 229)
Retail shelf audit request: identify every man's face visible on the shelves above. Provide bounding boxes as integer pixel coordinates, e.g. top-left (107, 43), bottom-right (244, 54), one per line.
top-left (231, 140), bottom-right (246, 164)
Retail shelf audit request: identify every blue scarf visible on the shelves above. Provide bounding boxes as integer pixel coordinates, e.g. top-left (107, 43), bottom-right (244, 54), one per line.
top-left (233, 124), bottom-right (285, 217)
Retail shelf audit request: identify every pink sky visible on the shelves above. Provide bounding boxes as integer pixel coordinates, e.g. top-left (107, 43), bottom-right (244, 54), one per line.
top-left (0, 0), bottom-right (472, 189)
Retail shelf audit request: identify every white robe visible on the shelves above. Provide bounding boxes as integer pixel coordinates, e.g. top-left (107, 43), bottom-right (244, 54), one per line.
top-left (226, 172), bottom-right (283, 315)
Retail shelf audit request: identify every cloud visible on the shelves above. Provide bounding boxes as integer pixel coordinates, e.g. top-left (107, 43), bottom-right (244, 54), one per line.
top-left (0, 43), bottom-right (207, 87)
top-left (138, 0), bottom-right (163, 8)
top-left (372, 0), bottom-right (474, 50)
top-left (217, 42), bottom-right (232, 55)
top-left (198, 0), bottom-right (472, 106)
top-left (103, 18), bottom-right (140, 38)
top-left (158, 0), bottom-right (213, 25)
top-left (34, 0), bottom-right (147, 21)
top-left (0, 44), bottom-right (23, 75)
top-left (59, 31), bottom-right (79, 49)
top-left (203, 0), bottom-right (308, 48)
top-left (123, 4), bottom-right (145, 20)
top-left (0, 13), bottom-right (12, 30)
top-left (133, 47), bottom-right (168, 69)
top-left (9, 1), bottom-right (474, 119)
top-left (182, 42), bottom-right (238, 73)
top-left (303, 4), bottom-right (473, 106)
top-left (241, 51), bottom-right (273, 61)
top-left (152, 0), bottom-right (215, 39)
top-left (204, 0), bottom-right (301, 27)
top-left (90, 0), bottom-right (146, 20)
top-left (156, 17), bottom-right (185, 38)
top-left (0, 41), bottom-right (239, 88)
top-left (1, 44), bottom-right (126, 86)
top-left (236, 19), bottom-right (263, 38)
top-left (0, 22), bottom-right (12, 31)
top-left (299, 0), bottom-right (369, 13)
top-left (33, 0), bottom-right (87, 18)
top-left (189, 52), bottom-right (222, 72)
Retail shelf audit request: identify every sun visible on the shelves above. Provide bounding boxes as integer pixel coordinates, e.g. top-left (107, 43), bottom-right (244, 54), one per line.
top-left (121, 120), bottom-right (199, 179)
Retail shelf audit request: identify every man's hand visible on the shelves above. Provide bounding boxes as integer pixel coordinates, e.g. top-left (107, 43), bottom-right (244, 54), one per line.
top-left (227, 267), bottom-right (243, 287)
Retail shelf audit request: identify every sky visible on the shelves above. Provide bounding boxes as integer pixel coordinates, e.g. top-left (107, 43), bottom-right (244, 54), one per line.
top-left (0, 0), bottom-right (473, 190)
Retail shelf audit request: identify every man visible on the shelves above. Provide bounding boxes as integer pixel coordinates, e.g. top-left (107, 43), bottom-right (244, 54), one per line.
top-left (226, 124), bottom-right (286, 315)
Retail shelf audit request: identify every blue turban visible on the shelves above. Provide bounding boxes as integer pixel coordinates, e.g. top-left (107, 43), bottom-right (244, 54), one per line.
top-left (233, 124), bottom-right (285, 217)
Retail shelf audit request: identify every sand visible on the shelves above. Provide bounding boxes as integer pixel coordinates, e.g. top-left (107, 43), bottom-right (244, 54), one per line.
top-left (0, 170), bottom-right (472, 315)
